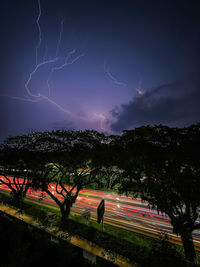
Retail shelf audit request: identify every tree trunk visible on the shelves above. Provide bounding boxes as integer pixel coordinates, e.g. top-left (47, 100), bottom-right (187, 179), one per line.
top-left (11, 190), bottom-right (24, 207)
top-left (109, 177), bottom-right (112, 190)
top-left (60, 201), bottom-right (71, 223)
top-left (180, 229), bottom-right (196, 262)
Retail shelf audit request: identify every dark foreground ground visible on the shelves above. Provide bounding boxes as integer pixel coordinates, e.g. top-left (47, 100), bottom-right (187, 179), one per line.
top-left (0, 192), bottom-right (198, 267)
top-left (0, 212), bottom-right (115, 267)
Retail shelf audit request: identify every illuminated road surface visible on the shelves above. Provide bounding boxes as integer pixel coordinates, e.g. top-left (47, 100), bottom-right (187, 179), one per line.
top-left (0, 176), bottom-right (200, 249)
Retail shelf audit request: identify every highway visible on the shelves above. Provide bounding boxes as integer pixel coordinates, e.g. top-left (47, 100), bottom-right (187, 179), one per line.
top-left (0, 175), bottom-right (200, 249)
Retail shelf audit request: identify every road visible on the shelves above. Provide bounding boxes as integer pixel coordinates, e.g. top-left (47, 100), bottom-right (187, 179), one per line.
top-left (0, 175), bottom-right (200, 249)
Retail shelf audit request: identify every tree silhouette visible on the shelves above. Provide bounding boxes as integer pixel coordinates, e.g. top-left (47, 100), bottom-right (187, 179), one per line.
top-left (116, 124), bottom-right (200, 262)
top-left (0, 136), bottom-right (50, 206)
top-left (30, 130), bottom-right (105, 222)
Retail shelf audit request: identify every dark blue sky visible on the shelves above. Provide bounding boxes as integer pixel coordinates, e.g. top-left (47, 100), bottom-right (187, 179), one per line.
top-left (1, 0), bottom-right (200, 141)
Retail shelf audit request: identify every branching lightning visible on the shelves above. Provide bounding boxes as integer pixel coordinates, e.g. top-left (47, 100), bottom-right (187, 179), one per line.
top-left (25, 57), bottom-right (60, 99)
top-left (104, 60), bottom-right (126, 87)
top-left (47, 49), bottom-right (84, 96)
top-left (2, 0), bottom-right (84, 117)
top-left (39, 94), bottom-right (73, 115)
top-left (1, 0), bottom-right (110, 133)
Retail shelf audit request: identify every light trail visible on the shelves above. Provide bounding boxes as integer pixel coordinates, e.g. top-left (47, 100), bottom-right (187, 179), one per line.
top-left (1, 175), bottom-right (200, 249)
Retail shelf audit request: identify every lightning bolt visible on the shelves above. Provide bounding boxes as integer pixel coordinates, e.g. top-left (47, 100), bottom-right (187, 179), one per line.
top-left (104, 60), bottom-right (126, 87)
top-left (136, 88), bottom-right (143, 95)
top-left (1, 0), bottom-right (84, 117)
top-left (25, 57), bottom-right (60, 99)
top-left (0, 94), bottom-right (42, 103)
top-left (43, 44), bottom-right (48, 62)
top-left (55, 18), bottom-right (65, 57)
top-left (94, 113), bottom-right (107, 132)
top-left (136, 78), bottom-right (144, 95)
top-left (47, 49), bottom-right (84, 96)
top-left (39, 94), bottom-right (73, 115)
top-left (36, 0), bottom-right (42, 66)
top-left (1, 0), bottom-right (112, 132)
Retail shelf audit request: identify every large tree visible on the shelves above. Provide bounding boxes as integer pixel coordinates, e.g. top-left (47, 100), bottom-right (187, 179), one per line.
top-left (116, 124), bottom-right (200, 262)
top-left (0, 137), bottom-right (49, 206)
top-left (31, 130), bottom-right (106, 222)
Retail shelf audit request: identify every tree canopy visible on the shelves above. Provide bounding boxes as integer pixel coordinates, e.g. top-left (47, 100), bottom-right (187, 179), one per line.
top-left (0, 124), bottom-right (200, 262)
top-left (114, 124), bottom-right (200, 262)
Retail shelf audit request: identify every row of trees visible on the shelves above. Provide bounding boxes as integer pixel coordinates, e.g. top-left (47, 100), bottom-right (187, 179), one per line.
top-left (0, 124), bottom-right (200, 262)
top-left (0, 130), bottom-right (106, 220)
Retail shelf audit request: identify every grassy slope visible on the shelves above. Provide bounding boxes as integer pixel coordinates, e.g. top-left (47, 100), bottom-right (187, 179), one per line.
top-left (0, 191), bottom-right (198, 267)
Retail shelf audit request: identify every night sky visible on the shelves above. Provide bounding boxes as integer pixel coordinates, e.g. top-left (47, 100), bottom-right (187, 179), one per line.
top-left (1, 0), bottom-right (200, 142)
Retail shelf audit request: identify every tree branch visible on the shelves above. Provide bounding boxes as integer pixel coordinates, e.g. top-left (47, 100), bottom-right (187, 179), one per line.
top-left (45, 188), bottom-right (62, 207)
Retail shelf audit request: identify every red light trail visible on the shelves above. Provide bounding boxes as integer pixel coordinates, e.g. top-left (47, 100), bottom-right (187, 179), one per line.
top-left (1, 175), bottom-right (200, 249)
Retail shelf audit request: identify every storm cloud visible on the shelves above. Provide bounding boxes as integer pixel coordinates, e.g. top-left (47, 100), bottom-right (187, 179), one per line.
top-left (110, 75), bottom-right (200, 132)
